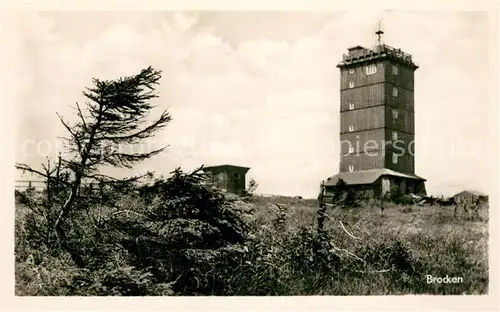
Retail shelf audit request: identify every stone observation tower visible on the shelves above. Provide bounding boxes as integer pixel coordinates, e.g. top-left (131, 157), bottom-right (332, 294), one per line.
top-left (324, 25), bottom-right (426, 198)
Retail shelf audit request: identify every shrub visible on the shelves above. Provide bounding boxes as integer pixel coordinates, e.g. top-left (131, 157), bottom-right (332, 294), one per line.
top-left (104, 167), bottom-right (252, 295)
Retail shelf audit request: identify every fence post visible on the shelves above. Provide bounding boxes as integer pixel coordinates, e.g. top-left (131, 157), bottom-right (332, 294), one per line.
top-left (317, 180), bottom-right (326, 233)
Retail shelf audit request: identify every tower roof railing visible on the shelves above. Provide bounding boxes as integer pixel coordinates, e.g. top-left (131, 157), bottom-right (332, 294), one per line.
top-left (339, 44), bottom-right (417, 68)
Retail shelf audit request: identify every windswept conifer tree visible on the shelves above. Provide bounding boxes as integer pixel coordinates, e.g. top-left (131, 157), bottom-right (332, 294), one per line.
top-left (16, 66), bottom-right (171, 263)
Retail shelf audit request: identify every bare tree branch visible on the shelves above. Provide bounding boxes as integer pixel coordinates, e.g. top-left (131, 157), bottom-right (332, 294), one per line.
top-left (74, 102), bottom-right (88, 132)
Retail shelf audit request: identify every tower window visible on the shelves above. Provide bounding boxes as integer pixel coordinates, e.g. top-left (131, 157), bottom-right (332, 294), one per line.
top-left (349, 81), bottom-right (355, 88)
top-left (392, 87), bottom-right (398, 97)
top-left (348, 125), bottom-right (355, 132)
top-left (392, 109), bottom-right (399, 119)
top-left (348, 146), bottom-right (354, 154)
top-left (392, 154), bottom-right (398, 164)
top-left (392, 65), bottom-right (399, 75)
top-left (348, 68), bottom-right (354, 74)
top-left (392, 131), bottom-right (398, 141)
top-left (348, 103), bottom-right (355, 110)
top-left (365, 65), bottom-right (377, 75)
top-left (348, 165), bottom-right (354, 172)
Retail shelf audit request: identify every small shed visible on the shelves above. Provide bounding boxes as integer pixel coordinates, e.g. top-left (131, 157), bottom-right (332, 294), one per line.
top-left (202, 164), bottom-right (251, 194)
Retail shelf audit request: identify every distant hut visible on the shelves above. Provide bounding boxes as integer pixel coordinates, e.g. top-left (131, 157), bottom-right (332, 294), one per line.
top-left (202, 164), bottom-right (251, 194)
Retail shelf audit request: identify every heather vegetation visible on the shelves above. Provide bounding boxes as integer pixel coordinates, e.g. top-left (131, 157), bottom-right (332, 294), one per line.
top-left (15, 67), bottom-right (489, 296)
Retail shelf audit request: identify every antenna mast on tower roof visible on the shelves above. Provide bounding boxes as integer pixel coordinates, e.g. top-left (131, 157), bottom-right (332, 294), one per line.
top-left (375, 19), bottom-right (384, 46)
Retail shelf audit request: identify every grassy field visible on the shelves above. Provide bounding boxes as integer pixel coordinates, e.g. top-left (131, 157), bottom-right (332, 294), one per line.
top-left (232, 195), bottom-right (489, 295)
top-left (15, 193), bottom-right (489, 296)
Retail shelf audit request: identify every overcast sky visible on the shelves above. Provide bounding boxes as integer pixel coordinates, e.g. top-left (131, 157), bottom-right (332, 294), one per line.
top-left (9, 10), bottom-right (497, 197)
